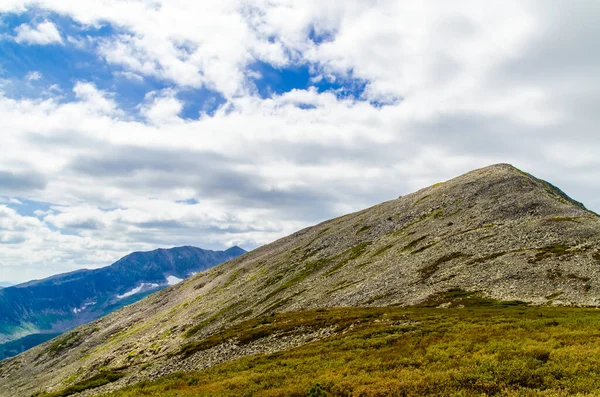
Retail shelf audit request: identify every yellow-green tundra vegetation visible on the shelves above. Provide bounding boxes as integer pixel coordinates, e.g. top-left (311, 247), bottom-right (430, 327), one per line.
top-left (39, 291), bottom-right (600, 397)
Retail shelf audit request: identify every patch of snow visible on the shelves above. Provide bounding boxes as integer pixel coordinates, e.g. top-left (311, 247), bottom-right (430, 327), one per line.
top-left (166, 275), bottom-right (184, 285)
top-left (72, 301), bottom-right (96, 314)
top-left (116, 283), bottom-right (159, 299)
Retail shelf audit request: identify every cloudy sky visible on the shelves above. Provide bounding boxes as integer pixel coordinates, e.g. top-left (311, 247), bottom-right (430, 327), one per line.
top-left (0, 1), bottom-right (598, 283)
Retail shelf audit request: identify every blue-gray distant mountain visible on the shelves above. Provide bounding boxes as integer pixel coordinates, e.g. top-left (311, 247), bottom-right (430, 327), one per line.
top-left (0, 282), bottom-right (13, 289)
top-left (0, 245), bottom-right (245, 360)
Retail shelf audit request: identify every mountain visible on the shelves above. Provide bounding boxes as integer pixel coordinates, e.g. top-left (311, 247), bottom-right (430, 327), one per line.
top-left (0, 283), bottom-right (13, 289)
top-left (1, 164), bottom-right (599, 397)
top-left (0, 245), bottom-right (245, 360)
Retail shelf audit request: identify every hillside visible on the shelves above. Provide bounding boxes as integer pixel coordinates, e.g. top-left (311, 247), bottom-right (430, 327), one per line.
top-left (98, 302), bottom-right (600, 396)
top-left (1, 164), bottom-right (599, 397)
top-left (0, 246), bottom-right (245, 359)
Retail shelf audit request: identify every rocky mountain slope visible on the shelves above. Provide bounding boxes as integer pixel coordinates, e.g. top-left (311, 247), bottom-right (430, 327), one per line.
top-left (0, 246), bottom-right (245, 359)
top-left (1, 164), bottom-right (599, 397)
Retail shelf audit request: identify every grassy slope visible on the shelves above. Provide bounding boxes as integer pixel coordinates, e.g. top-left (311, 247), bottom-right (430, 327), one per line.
top-left (47, 293), bottom-right (600, 397)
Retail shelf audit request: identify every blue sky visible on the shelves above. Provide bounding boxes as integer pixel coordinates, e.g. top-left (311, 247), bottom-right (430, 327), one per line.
top-left (0, 8), bottom-right (373, 117)
top-left (0, 1), bottom-right (599, 283)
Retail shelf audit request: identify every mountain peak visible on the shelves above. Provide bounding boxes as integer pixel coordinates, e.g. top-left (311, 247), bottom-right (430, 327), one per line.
top-left (225, 246), bottom-right (247, 256)
top-left (3, 165), bottom-right (600, 397)
top-left (408, 163), bottom-right (589, 216)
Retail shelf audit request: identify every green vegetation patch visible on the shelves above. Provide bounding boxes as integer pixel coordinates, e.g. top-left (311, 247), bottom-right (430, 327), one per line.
top-left (98, 303), bottom-right (600, 397)
top-left (357, 225), bottom-right (372, 234)
top-left (411, 241), bottom-right (438, 254)
top-left (417, 288), bottom-right (526, 308)
top-left (219, 269), bottom-right (243, 291)
top-left (546, 291), bottom-right (564, 300)
top-left (414, 194), bottom-right (430, 205)
top-left (184, 300), bottom-right (247, 338)
top-left (547, 217), bottom-right (582, 223)
top-left (44, 332), bottom-right (82, 357)
top-left (419, 252), bottom-right (468, 280)
top-left (546, 268), bottom-right (590, 282)
top-left (468, 251), bottom-right (509, 265)
top-left (259, 257), bottom-right (333, 304)
top-left (370, 244), bottom-right (394, 258)
top-left (429, 208), bottom-right (444, 219)
top-left (176, 307), bottom-right (389, 359)
top-left (33, 370), bottom-right (124, 397)
top-left (326, 242), bottom-right (373, 275)
top-left (529, 244), bottom-right (571, 264)
top-left (401, 235), bottom-right (428, 252)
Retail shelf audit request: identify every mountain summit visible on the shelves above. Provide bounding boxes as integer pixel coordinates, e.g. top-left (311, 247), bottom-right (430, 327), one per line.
top-left (2, 164), bottom-right (599, 397)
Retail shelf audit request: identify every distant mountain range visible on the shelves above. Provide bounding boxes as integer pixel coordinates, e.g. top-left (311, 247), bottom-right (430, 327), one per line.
top-left (0, 245), bottom-right (245, 360)
top-left (0, 282), bottom-right (13, 289)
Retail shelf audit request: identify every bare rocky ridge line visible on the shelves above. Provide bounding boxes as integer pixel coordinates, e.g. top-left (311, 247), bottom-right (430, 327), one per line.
top-left (1, 163), bottom-right (599, 397)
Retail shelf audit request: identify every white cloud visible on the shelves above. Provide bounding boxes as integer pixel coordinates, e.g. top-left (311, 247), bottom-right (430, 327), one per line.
top-left (25, 71), bottom-right (42, 82)
top-left (114, 70), bottom-right (144, 82)
top-left (48, 84), bottom-right (61, 93)
top-left (0, 1), bottom-right (598, 283)
top-left (139, 90), bottom-right (183, 125)
top-left (72, 82), bottom-right (119, 115)
top-left (14, 20), bottom-right (63, 45)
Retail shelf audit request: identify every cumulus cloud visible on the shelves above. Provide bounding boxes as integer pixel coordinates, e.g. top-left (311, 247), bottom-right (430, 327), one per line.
top-left (139, 90), bottom-right (183, 125)
top-left (72, 82), bottom-right (119, 115)
top-left (14, 20), bottom-right (62, 45)
top-left (25, 71), bottom-right (42, 82)
top-left (0, 1), bottom-right (598, 282)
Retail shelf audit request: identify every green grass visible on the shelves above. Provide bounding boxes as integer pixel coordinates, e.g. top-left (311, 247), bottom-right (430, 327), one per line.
top-left (414, 194), bottom-right (430, 205)
top-left (370, 244), bottom-right (394, 258)
top-left (219, 269), bottom-right (242, 291)
top-left (546, 217), bottom-right (582, 223)
top-left (326, 242), bottom-right (372, 275)
top-left (357, 225), bottom-right (371, 234)
top-left (429, 208), bottom-right (444, 219)
top-left (260, 243), bottom-right (374, 302)
top-left (96, 294), bottom-right (600, 397)
top-left (33, 370), bottom-right (124, 397)
top-left (259, 258), bottom-right (332, 304)
top-left (401, 235), bottom-right (428, 252)
top-left (468, 251), bottom-right (508, 265)
top-left (44, 331), bottom-right (82, 357)
top-left (530, 244), bottom-right (571, 263)
top-left (419, 252), bottom-right (467, 280)
top-left (184, 300), bottom-right (247, 338)
top-left (410, 241), bottom-right (438, 254)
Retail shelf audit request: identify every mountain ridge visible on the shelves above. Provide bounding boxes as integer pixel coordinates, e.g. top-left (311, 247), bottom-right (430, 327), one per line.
top-left (2, 164), bottom-right (599, 397)
top-left (0, 245), bottom-right (246, 359)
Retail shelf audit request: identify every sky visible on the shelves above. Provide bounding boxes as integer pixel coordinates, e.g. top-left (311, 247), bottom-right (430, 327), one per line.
top-left (0, 1), bottom-right (598, 283)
